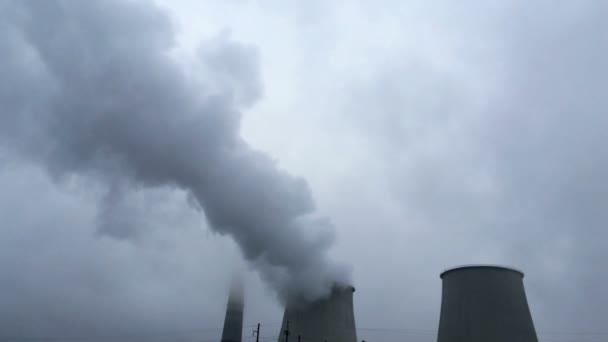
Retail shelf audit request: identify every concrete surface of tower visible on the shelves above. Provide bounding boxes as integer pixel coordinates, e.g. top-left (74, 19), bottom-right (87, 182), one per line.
top-left (277, 285), bottom-right (358, 342)
top-left (437, 265), bottom-right (538, 342)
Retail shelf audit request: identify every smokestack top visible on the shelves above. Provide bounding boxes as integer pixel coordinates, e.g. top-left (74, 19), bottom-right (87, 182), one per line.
top-left (228, 277), bottom-right (245, 305)
top-left (334, 284), bottom-right (355, 293)
top-left (221, 278), bottom-right (245, 342)
top-left (440, 264), bottom-right (524, 279)
top-left (286, 283), bottom-right (355, 309)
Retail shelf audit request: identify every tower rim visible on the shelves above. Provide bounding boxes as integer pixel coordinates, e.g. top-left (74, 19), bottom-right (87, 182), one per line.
top-left (440, 264), bottom-right (524, 279)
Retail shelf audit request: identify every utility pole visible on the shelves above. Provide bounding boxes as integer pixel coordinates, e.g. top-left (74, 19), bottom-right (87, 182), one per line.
top-left (284, 320), bottom-right (290, 342)
top-left (297, 335), bottom-right (301, 342)
top-left (253, 323), bottom-right (260, 342)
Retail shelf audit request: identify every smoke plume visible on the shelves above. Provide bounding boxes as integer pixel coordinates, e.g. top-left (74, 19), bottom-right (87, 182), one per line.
top-left (0, 0), bottom-right (350, 301)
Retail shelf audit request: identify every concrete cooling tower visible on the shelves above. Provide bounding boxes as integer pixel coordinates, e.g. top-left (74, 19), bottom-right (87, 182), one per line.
top-left (278, 285), bottom-right (358, 342)
top-left (437, 265), bottom-right (538, 342)
top-left (221, 281), bottom-right (244, 342)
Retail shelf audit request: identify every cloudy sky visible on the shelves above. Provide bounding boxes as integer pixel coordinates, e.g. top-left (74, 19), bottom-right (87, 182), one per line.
top-left (1, 1), bottom-right (607, 342)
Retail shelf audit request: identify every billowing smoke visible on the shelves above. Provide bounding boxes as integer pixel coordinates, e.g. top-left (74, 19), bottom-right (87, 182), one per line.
top-left (0, 0), bottom-right (350, 301)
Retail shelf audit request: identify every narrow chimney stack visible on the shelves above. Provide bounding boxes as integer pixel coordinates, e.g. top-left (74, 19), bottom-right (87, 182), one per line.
top-left (221, 280), bottom-right (244, 342)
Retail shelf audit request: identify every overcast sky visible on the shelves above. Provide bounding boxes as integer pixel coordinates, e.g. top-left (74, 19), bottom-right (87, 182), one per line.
top-left (1, 1), bottom-right (607, 342)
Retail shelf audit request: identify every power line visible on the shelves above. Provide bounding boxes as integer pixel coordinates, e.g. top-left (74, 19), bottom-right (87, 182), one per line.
top-left (357, 327), bottom-right (436, 334)
top-left (1, 327), bottom-right (225, 342)
top-left (538, 330), bottom-right (608, 336)
top-left (5, 325), bottom-right (608, 341)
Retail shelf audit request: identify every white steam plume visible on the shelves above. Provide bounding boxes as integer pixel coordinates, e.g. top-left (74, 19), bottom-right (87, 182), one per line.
top-left (0, 0), bottom-right (350, 301)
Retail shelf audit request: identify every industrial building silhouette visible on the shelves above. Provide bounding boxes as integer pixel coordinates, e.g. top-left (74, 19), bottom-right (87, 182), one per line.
top-left (219, 265), bottom-right (539, 342)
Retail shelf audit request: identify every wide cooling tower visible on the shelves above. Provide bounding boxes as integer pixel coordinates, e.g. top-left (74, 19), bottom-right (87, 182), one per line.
top-left (278, 285), bottom-right (357, 342)
top-left (437, 265), bottom-right (538, 342)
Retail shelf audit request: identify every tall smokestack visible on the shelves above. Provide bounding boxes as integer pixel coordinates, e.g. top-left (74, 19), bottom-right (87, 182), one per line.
top-left (221, 281), bottom-right (244, 342)
top-left (437, 265), bottom-right (538, 342)
top-left (277, 285), bottom-right (357, 342)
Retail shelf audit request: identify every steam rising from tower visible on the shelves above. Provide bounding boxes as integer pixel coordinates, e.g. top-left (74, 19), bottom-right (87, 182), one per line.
top-left (0, 0), bottom-right (350, 301)
top-left (437, 265), bottom-right (538, 342)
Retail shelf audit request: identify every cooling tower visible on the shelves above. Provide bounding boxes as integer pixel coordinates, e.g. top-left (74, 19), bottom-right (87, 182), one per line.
top-left (278, 285), bottom-right (358, 342)
top-left (437, 265), bottom-right (538, 342)
top-left (221, 281), bottom-right (244, 342)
